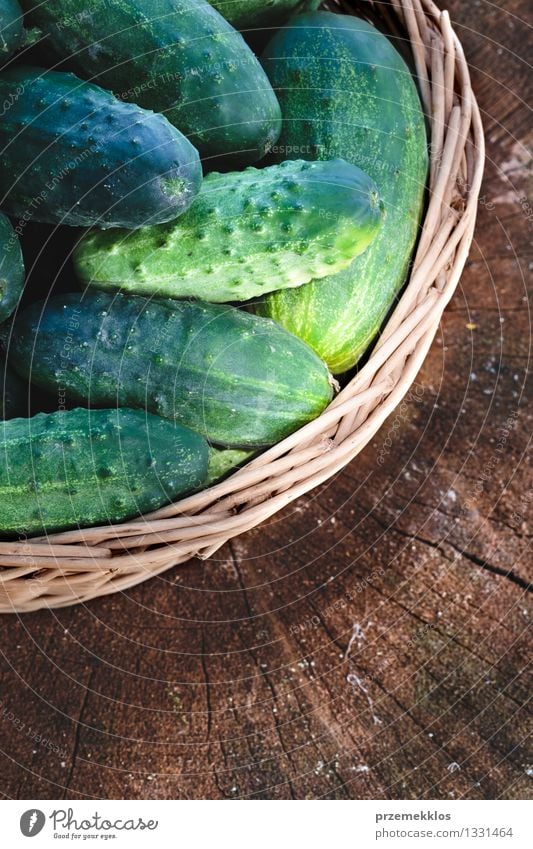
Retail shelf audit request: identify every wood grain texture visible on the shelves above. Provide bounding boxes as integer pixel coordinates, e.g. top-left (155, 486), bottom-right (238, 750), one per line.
top-left (0, 0), bottom-right (531, 800)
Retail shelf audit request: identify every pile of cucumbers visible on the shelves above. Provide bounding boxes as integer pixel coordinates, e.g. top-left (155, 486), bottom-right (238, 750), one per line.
top-left (0, 0), bottom-right (427, 537)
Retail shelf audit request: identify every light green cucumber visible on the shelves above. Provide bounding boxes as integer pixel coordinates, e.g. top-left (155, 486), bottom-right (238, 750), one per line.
top-left (253, 12), bottom-right (428, 373)
top-left (74, 159), bottom-right (383, 303)
top-left (206, 448), bottom-right (254, 486)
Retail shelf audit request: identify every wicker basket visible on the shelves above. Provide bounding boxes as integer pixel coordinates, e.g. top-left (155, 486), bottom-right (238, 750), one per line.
top-left (0, 0), bottom-right (484, 613)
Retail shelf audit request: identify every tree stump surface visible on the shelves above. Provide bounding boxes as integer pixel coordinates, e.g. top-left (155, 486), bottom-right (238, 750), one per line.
top-left (0, 0), bottom-right (531, 800)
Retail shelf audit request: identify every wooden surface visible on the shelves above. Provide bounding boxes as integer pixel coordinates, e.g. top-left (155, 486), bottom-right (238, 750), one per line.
top-left (0, 0), bottom-right (531, 800)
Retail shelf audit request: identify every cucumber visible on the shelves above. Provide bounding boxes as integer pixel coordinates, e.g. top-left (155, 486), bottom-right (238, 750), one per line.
top-left (0, 211), bottom-right (24, 323)
top-left (0, 66), bottom-right (202, 228)
top-left (20, 0), bottom-right (282, 165)
top-left (210, 1), bottom-right (320, 29)
top-left (74, 159), bottom-right (383, 303)
top-left (0, 0), bottom-right (23, 62)
top-left (253, 12), bottom-right (428, 373)
top-left (0, 349), bottom-right (27, 418)
top-left (10, 291), bottom-right (334, 448)
top-left (0, 407), bottom-right (209, 536)
top-left (206, 447), bottom-right (254, 486)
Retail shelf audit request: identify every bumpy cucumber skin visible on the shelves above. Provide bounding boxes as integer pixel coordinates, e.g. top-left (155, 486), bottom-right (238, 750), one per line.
top-left (0, 0), bottom-right (23, 62)
top-left (74, 159), bottom-right (383, 303)
top-left (0, 349), bottom-right (27, 419)
top-left (0, 66), bottom-right (202, 228)
top-left (210, 1), bottom-right (320, 29)
top-left (10, 292), bottom-right (333, 449)
top-left (0, 407), bottom-right (209, 536)
top-left (254, 12), bottom-right (428, 374)
top-left (0, 212), bottom-right (24, 323)
top-left (21, 0), bottom-right (282, 164)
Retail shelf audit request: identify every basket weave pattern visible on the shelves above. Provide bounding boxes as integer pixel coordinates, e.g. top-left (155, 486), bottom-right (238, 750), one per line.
top-left (0, 0), bottom-right (484, 612)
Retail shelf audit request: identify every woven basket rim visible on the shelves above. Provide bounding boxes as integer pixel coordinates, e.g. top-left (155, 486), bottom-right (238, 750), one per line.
top-left (0, 0), bottom-right (485, 612)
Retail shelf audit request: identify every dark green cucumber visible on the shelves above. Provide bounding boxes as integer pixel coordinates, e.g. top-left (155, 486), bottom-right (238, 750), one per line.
top-left (0, 211), bottom-right (24, 323)
top-left (10, 291), bottom-right (334, 448)
top-left (0, 66), bottom-right (202, 228)
top-left (0, 407), bottom-right (209, 536)
top-left (210, 1), bottom-right (320, 29)
top-left (0, 349), bottom-right (27, 418)
top-left (21, 0), bottom-right (282, 164)
top-left (0, 0), bottom-right (23, 62)
top-left (74, 159), bottom-right (383, 303)
top-left (253, 12), bottom-right (428, 373)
